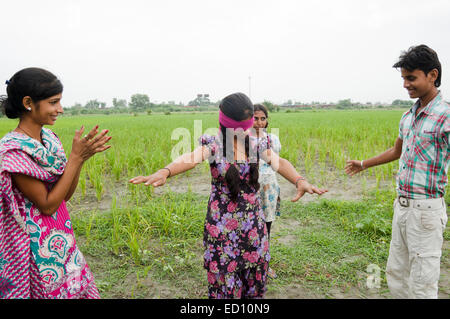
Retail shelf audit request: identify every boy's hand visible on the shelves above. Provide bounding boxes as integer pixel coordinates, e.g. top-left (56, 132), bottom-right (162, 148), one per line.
top-left (345, 160), bottom-right (364, 176)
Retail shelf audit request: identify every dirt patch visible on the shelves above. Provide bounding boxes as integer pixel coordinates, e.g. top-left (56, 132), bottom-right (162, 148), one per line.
top-left (120, 272), bottom-right (182, 299)
top-left (135, 166), bottom-right (392, 204)
top-left (272, 219), bottom-right (302, 247)
top-left (338, 255), bottom-right (365, 265)
top-left (326, 285), bottom-right (389, 299)
top-left (70, 165), bottom-right (392, 212)
top-left (277, 172), bottom-right (392, 203)
top-left (266, 282), bottom-right (322, 299)
top-left (275, 234), bottom-right (297, 247)
top-left (161, 171), bottom-right (212, 197)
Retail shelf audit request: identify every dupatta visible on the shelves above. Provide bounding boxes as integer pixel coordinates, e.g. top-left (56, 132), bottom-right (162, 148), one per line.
top-left (0, 128), bottom-right (98, 299)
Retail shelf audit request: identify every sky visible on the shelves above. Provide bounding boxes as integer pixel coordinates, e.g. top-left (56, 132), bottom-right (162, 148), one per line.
top-left (1, 0), bottom-right (450, 107)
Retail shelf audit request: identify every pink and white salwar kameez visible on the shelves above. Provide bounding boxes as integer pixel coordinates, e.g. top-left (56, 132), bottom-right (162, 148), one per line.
top-left (0, 128), bottom-right (99, 299)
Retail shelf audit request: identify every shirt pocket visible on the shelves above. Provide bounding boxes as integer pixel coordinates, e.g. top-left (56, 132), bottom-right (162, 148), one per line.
top-left (414, 130), bottom-right (438, 163)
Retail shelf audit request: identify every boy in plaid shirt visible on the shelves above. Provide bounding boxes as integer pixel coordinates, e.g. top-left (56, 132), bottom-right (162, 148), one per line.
top-left (346, 45), bottom-right (449, 298)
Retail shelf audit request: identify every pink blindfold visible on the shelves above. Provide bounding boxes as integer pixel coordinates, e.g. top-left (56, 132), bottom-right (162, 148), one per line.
top-left (219, 110), bottom-right (254, 131)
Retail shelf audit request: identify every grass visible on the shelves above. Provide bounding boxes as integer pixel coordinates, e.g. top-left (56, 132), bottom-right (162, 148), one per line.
top-left (268, 192), bottom-right (395, 297)
top-left (69, 180), bottom-right (445, 299)
top-left (1, 110), bottom-right (448, 298)
top-left (0, 110), bottom-right (406, 191)
top-left (71, 187), bottom-right (208, 298)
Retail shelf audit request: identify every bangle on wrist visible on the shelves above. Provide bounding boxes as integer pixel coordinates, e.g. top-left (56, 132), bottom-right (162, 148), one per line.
top-left (295, 176), bottom-right (306, 187)
top-left (361, 160), bottom-right (364, 169)
top-left (161, 167), bottom-right (171, 178)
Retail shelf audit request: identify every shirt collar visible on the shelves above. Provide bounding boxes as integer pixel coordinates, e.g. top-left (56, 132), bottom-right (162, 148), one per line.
top-left (410, 90), bottom-right (442, 116)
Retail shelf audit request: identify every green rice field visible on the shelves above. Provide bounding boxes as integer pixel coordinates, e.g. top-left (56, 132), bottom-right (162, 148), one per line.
top-left (1, 110), bottom-right (449, 298)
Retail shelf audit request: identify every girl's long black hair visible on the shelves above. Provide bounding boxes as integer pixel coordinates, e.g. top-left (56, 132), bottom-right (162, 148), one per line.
top-left (219, 93), bottom-right (259, 202)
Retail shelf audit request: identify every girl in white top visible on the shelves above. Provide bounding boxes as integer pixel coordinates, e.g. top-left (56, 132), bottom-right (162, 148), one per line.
top-left (253, 104), bottom-right (281, 278)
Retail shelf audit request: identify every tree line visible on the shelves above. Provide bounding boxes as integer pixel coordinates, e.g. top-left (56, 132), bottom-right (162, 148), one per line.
top-left (0, 93), bottom-right (419, 118)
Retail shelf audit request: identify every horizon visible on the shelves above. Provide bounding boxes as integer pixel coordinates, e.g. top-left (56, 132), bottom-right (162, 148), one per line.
top-left (1, 1), bottom-right (450, 107)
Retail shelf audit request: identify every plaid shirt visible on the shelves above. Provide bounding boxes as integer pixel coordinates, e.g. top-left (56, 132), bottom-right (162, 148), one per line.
top-left (397, 92), bottom-right (450, 199)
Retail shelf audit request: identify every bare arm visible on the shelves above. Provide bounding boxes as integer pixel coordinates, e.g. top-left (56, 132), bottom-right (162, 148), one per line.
top-left (12, 126), bottom-right (111, 215)
top-left (345, 137), bottom-right (403, 176)
top-left (262, 149), bottom-right (328, 202)
top-left (12, 156), bottom-right (85, 215)
top-left (129, 145), bottom-right (209, 187)
top-left (64, 162), bottom-right (83, 202)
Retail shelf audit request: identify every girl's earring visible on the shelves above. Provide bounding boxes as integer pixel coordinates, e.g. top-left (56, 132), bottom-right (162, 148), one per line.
top-left (27, 108), bottom-right (31, 111)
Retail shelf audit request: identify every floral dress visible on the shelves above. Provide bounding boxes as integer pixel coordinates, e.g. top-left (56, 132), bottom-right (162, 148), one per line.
top-left (258, 133), bottom-right (281, 223)
top-left (199, 134), bottom-right (270, 299)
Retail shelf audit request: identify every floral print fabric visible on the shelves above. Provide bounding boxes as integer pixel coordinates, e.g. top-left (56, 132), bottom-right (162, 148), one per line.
top-left (258, 133), bottom-right (281, 222)
top-left (199, 134), bottom-right (270, 297)
top-left (207, 267), bottom-right (266, 299)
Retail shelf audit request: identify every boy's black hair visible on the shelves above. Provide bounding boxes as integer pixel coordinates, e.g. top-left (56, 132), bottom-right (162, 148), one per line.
top-left (393, 44), bottom-right (442, 87)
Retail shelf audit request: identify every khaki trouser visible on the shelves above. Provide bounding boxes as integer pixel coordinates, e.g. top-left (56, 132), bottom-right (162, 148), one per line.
top-left (386, 197), bottom-right (448, 299)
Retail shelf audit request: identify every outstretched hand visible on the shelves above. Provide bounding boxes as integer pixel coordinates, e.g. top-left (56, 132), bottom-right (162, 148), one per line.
top-left (344, 160), bottom-right (364, 176)
top-left (291, 180), bottom-right (328, 202)
top-left (129, 169), bottom-right (170, 187)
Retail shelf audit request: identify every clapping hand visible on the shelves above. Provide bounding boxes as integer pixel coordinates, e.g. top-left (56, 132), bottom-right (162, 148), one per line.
top-left (71, 125), bottom-right (111, 162)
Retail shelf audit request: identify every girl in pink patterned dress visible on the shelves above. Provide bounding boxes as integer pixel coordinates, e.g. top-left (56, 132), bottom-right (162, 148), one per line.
top-left (0, 68), bottom-right (111, 298)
